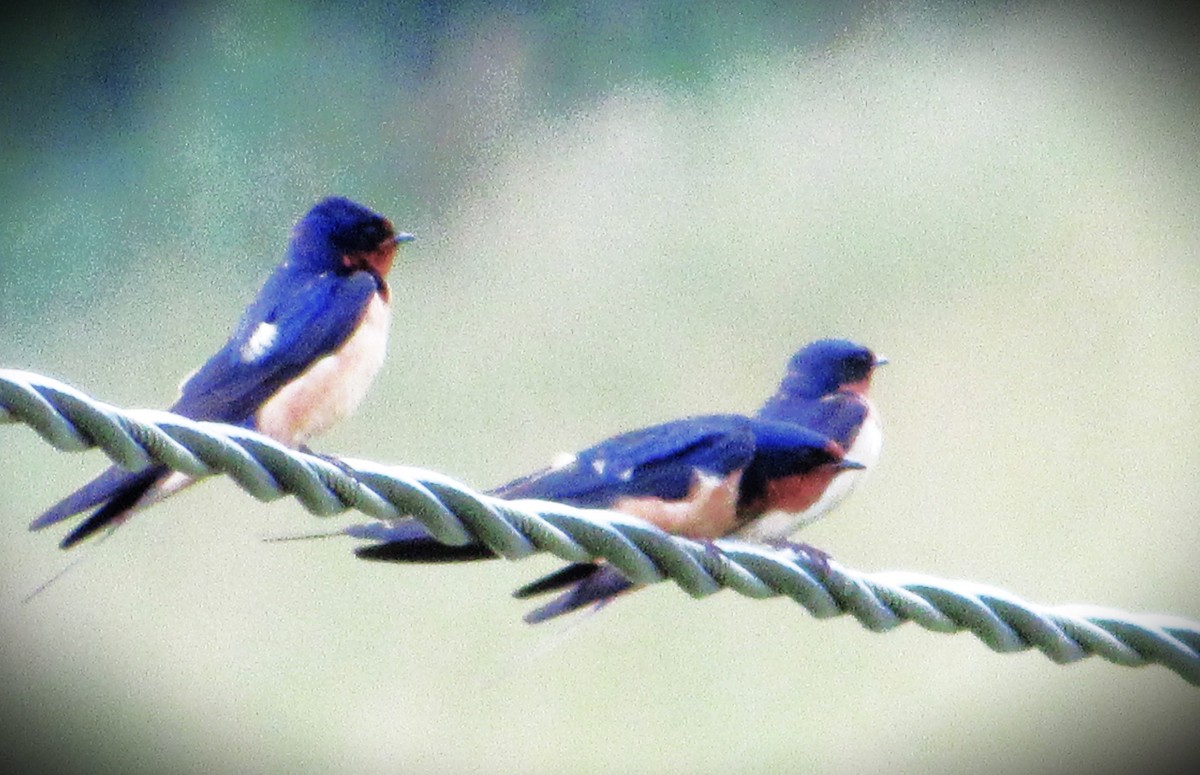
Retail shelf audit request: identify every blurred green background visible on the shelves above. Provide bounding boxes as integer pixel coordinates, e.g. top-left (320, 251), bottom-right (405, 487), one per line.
top-left (2, 1), bottom-right (1199, 773)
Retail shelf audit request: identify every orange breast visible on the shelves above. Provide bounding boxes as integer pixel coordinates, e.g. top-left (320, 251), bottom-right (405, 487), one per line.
top-left (762, 466), bottom-right (840, 514)
top-left (254, 294), bottom-right (390, 447)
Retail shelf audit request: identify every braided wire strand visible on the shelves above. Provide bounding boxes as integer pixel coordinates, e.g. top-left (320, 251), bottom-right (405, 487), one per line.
top-left (2, 367), bottom-right (1198, 685)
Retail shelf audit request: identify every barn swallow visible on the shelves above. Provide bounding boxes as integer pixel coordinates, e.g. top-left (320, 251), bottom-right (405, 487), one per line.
top-left (30, 196), bottom-right (413, 548)
top-left (343, 339), bottom-right (885, 622)
top-left (744, 337), bottom-right (887, 540)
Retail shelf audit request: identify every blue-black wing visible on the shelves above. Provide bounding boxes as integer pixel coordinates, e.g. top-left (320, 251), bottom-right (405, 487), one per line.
top-left (351, 414), bottom-right (760, 564)
top-left (171, 267), bottom-right (378, 423)
top-left (492, 414), bottom-right (758, 506)
top-left (505, 418), bottom-right (847, 622)
top-left (30, 267), bottom-right (377, 544)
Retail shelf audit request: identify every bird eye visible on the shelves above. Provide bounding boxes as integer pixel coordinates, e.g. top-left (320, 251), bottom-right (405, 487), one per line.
top-left (335, 218), bottom-right (392, 251)
top-left (362, 219), bottom-right (394, 245)
top-left (840, 353), bottom-right (873, 382)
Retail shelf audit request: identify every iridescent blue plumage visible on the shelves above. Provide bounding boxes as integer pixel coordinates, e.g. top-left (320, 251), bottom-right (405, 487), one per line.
top-left (32, 196), bottom-right (412, 548)
top-left (348, 339), bottom-right (886, 623)
top-left (755, 338), bottom-right (884, 450)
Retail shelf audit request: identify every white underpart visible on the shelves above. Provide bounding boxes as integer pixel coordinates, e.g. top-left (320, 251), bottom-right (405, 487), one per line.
top-left (810, 398), bottom-right (882, 518)
top-left (255, 294), bottom-right (391, 447)
top-left (737, 398), bottom-right (883, 542)
top-left (241, 322), bottom-right (279, 362)
top-left (551, 452), bottom-right (577, 470)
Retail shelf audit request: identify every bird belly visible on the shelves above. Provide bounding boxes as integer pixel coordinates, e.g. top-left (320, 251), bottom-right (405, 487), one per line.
top-left (814, 399), bottom-right (882, 504)
top-left (612, 469), bottom-right (743, 540)
top-left (255, 294), bottom-right (390, 447)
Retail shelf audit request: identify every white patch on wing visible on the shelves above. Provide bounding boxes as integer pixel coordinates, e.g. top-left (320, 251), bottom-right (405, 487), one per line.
top-left (550, 452), bottom-right (577, 470)
top-left (255, 294), bottom-right (390, 447)
top-left (591, 458), bottom-right (607, 476)
top-left (240, 322), bottom-right (279, 362)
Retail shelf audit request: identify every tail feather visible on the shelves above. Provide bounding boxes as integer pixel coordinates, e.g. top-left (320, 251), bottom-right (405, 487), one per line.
top-left (523, 566), bottom-right (635, 624)
top-left (512, 563), bottom-right (601, 599)
top-left (354, 540), bottom-right (495, 563)
top-left (30, 465), bottom-right (148, 530)
top-left (31, 465), bottom-right (167, 549)
top-left (348, 520), bottom-right (496, 563)
top-left (59, 467), bottom-right (165, 548)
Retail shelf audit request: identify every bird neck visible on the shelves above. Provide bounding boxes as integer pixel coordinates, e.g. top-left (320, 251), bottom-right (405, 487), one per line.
top-left (840, 377), bottom-right (872, 396)
top-left (285, 228), bottom-right (340, 272)
top-left (756, 380), bottom-right (870, 422)
top-left (755, 391), bottom-right (814, 422)
top-left (342, 239), bottom-right (397, 280)
top-left (759, 371), bottom-right (828, 411)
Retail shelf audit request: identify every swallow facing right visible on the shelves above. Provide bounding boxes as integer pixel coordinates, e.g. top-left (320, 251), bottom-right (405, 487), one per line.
top-left (31, 196), bottom-right (413, 549)
top-left (341, 339), bottom-right (886, 622)
top-left (742, 337), bottom-right (887, 540)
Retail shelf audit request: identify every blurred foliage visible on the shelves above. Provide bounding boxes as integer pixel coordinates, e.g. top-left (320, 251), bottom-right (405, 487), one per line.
top-left (2, 2), bottom-right (1200, 775)
top-left (0, 0), bottom-right (865, 321)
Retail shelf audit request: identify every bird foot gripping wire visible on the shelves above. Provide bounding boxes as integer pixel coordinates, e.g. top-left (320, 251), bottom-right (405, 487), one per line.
top-left (3, 367), bottom-right (1199, 686)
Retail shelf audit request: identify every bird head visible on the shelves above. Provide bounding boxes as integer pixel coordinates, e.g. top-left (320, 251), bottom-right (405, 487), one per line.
top-left (777, 339), bottom-right (887, 400)
top-left (287, 196), bottom-right (413, 279)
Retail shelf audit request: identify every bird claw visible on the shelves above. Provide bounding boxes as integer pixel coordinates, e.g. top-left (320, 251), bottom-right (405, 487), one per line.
top-left (701, 538), bottom-right (724, 559)
top-left (300, 445), bottom-right (356, 476)
top-left (766, 539), bottom-right (833, 577)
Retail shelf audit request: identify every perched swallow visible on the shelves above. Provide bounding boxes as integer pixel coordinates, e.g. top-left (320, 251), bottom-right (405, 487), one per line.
top-left (31, 196), bottom-right (413, 548)
top-left (743, 337), bottom-right (887, 540)
top-left (345, 339), bottom-right (886, 622)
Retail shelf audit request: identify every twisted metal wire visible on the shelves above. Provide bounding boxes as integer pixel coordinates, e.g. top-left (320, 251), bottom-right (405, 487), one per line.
top-left (3, 367), bottom-right (1198, 685)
